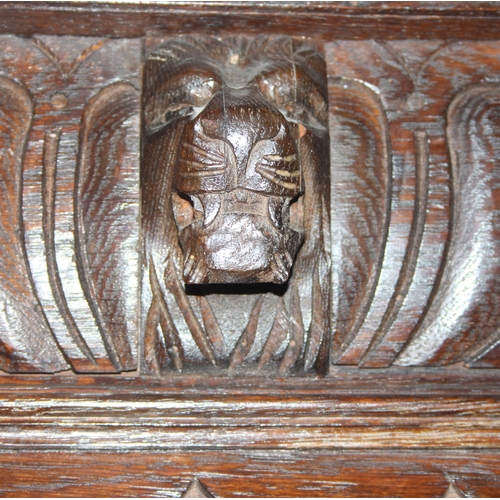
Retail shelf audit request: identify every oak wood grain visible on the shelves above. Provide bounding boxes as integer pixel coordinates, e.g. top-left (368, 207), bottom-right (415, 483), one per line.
top-left (0, 370), bottom-right (500, 450)
top-left (1, 450), bottom-right (500, 497)
top-left (0, 2), bottom-right (500, 40)
top-left (0, 76), bottom-right (67, 373)
top-left (0, 35), bottom-right (141, 372)
top-left (325, 39), bottom-right (500, 369)
top-left (1, 21), bottom-right (500, 374)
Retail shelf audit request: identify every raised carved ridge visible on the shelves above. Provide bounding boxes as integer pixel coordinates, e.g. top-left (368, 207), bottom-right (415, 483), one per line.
top-left (326, 40), bottom-right (500, 370)
top-left (43, 129), bottom-right (96, 366)
top-left (75, 82), bottom-right (140, 371)
top-left (360, 129), bottom-right (430, 367)
top-left (182, 479), bottom-right (214, 498)
top-left (329, 77), bottom-right (392, 365)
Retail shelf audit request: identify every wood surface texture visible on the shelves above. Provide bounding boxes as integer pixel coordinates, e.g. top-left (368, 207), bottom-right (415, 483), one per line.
top-left (1, 1), bottom-right (500, 496)
top-left (0, 2), bottom-right (499, 40)
top-left (0, 34), bottom-right (141, 373)
top-left (2, 370), bottom-right (500, 450)
top-left (1, 450), bottom-right (499, 498)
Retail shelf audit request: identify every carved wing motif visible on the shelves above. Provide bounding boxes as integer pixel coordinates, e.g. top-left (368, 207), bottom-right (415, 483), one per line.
top-left (360, 129), bottom-right (429, 367)
top-left (0, 76), bottom-right (67, 372)
top-left (75, 82), bottom-right (140, 371)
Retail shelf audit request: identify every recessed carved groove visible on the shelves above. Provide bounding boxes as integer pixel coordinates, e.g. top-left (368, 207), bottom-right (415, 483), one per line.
top-left (467, 330), bottom-right (500, 368)
top-left (31, 36), bottom-right (109, 82)
top-left (360, 130), bottom-right (429, 367)
top-left (143, 291), bottom-right (163, 376)
top-left (42, 129), bottom-right (96, 365)
top-left (197, 296), bottom-right (226, 358)
top-left (304, 260), bottom-right (326, 370)
top-left (257, 297), bottom-right (289, 369)
top-left (229, 294), bottom-right (264, 371)
top-left (143, 258), bottom-right (184, 375)
top-left (279, 284), bottom-right (304, 374)
top-left (164, 253), bottom-right (218, 366)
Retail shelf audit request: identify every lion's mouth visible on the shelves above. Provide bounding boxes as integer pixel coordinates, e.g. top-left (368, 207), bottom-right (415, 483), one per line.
top-left (178, 211), bottom-right (303, 284)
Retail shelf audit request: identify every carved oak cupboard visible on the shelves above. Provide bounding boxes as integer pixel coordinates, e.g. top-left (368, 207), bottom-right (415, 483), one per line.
top-left (1, 2), bottom-right (500, 497)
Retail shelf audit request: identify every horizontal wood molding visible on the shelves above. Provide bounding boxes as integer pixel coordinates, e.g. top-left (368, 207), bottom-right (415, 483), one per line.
top-left (1, 369), bottom-right (500, 450)
top-left (0, 2), bottom-right (499, 40)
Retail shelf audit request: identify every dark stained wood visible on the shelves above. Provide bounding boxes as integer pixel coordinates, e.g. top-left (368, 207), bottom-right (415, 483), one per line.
top-left (2, 374), bottom-right (500, 450)
top-left (329, 77), bottom-right (391, 365)
top-left (4, 365), bottom-right (500, 395)
top-left (433, 84), bottom-right (500, 367)
top-left (1, 14), bottom-right (500, 375)
top-left (325, 39), bottom-right (500, 369)
top-left (75, 82), bottom-right (140, 371)
top-left (0, 2), bottom-right (500, 496)
top-left (0, 2), bottom-right (500, 41)
top-left (141, 35), bottom-right (330, 374)
top-left (1, 368), bottom-right (500, 494)
top-left (0, 35), bottom-right (140, 373)
top-left (0, 75), bottom-right (66, 373)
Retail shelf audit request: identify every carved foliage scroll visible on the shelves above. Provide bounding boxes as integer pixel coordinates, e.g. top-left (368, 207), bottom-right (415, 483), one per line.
top-left (328, 78), bottom-right (392, 365)
top-left (76, 83), bottom-right (140, 371)
top-left (0, 36), bottom-right (140, 373)
top-left (326, 41), bottom-right (500, 369)
top-left (398, 84), bottom-right (500, 367)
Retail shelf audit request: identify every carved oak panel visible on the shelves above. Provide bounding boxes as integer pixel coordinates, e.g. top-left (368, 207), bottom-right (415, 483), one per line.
top-left (327, 41), bottom-right (500, 369)
top-left (141, 36), bottom-right (330, 374)
top-left (0, 35), bottom-right (500, 376)
top-left (1, 4), bottom-right (500, 495)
